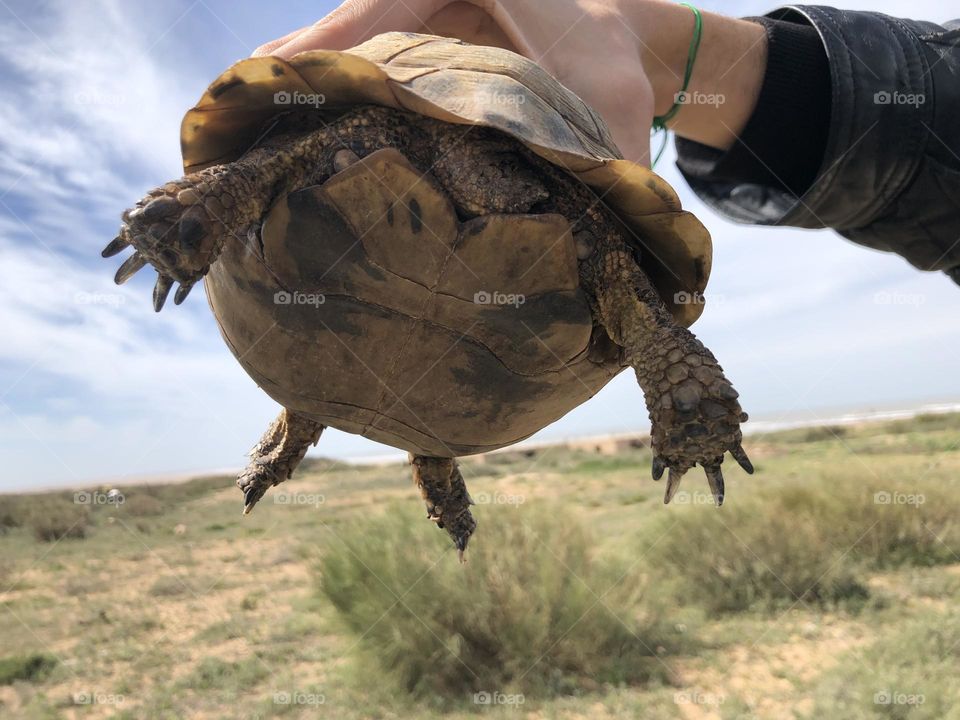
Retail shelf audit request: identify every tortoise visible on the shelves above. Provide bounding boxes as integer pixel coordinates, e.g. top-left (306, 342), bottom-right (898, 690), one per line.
top-left (103, 32), bottom-right (752, 557)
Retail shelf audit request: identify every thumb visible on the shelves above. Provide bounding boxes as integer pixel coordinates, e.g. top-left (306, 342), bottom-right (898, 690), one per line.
top-left (264, 0), bottom-right (446, 58)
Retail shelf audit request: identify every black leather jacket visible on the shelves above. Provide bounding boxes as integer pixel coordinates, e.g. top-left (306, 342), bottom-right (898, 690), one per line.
top-left (676, 6), bottom-right (960, 282)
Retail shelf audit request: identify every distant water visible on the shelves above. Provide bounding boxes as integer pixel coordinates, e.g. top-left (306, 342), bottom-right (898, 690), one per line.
top-left (16, 400), bottom-right (960, 490)
top-left (346, 399), bottom-right (960, 465)
top-left (742, 401), bottom-right (960, 434)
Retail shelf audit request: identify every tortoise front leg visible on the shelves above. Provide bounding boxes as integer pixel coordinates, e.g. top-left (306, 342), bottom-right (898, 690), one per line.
top-left (238, 409), bottom-right (325, 514)
top-left (411, 456), bottom-right (477, 561)
top-left (103, 157), bottom-right (280, 310)
top-left (103, 106), bottom-right (416, 311)
top-left (585, 240), bottom-right (753, 505)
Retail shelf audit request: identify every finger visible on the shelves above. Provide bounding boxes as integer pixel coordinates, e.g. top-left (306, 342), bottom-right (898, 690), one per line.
top-left (422, 2), bottom-right (518, 51)
top-left (550, 59), bottom-right (654, 167)
top-left (593, 70), bottom-right (655, 167)
top-left (270, 0), bottom-right (447, 58)
top-left (253, 25), bottom-right (311, 57)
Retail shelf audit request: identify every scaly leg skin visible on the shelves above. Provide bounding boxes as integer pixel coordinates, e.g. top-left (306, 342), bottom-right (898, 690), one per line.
top-left (105, 108), bottom-right (411, 308)
top-left (411, 456), bottom-right (477, 562)
top-left (589, 240), bottom-right (753, 504)
top-left (440, 140), bottom-right (754, 505)
top-left (431, 133), bottom-right (549, 216)
top-left (238, 409), bottom-right (325, 514)
top-left (103, 106), bottom-right (548, 309)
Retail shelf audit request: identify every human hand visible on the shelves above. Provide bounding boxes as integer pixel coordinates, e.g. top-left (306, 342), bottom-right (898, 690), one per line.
top-left (253, 0), bottom-right (658, 165)
top-left (254, 1), bottom-right (768, 162)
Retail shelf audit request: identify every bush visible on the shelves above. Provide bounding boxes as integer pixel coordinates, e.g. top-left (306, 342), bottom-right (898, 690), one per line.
top-left (119, 494), bottom-right (166, 517)
top-left (641, 470), bottom-right (960, 614)
top-left (0, 496), bottom-right (23, 533)
top-left (317, 503), bottom-right (683, 701)
top-left (807, 611), bottom-right (960, 719)
top-left (640, 485), bottom-right (869, 614)
top-left (177, 656), bottom-right (269, 692)
top-left (134, 474), bottom-right (231, 506)
top-left (818, 475), bottom-right (960, 568)
top-left (149, 575), bottom-right (189, 597)
top-left (28, 499), bottom-right (89, 542)
top-left (0, 653), bottom-right (57, 684)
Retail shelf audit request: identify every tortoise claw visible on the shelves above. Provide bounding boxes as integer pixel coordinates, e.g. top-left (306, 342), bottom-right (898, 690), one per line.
top-left (664, 467), bottom-right (684, 504)
top-left (114, 251), bottom-right (147, 284)
top-left (652, 456), bottom-right (666, 481)
top-left (153, 274), bottom-right (174, 312)
top-left (704, 464), bottom-right (725, 506)
top-left (732, 444), bottom-right (754, 474)
top-left (101, 234), bottom-right (130, 258)
top-left (174, 282), bottom-right (194, 306)
top-left (242, 485), bottom-right (267, 515)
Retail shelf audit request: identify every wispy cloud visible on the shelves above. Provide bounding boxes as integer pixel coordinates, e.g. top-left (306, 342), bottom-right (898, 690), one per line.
top-left (1, 0), bottom-right (957, 489)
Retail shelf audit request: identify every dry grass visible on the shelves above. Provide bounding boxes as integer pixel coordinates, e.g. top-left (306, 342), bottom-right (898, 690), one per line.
top-left (0, 413), bottom-right (959, 718)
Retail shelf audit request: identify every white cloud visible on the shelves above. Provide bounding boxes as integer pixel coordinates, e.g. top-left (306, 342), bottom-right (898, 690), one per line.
top-left (1, 0), bottom-right (958, 490)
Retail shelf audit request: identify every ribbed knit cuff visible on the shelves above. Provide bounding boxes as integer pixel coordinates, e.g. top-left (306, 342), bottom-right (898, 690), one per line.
top-left (675, 13), bottom-right (831, 196)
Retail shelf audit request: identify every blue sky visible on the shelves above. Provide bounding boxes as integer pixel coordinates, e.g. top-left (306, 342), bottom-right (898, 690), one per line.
top-left (0, 0), bottom-right (957, 489)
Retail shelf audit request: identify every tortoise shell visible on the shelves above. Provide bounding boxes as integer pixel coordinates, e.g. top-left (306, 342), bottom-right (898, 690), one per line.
top-left (183, 33), bottom-right (713, 457)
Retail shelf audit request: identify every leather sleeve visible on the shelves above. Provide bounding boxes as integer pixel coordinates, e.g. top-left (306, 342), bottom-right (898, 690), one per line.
top-left (674, 6), bottom-right (960, 280)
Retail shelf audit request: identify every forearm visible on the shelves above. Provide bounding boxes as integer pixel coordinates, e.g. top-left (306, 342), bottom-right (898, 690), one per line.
top-left (623, 0), bottom-right (768, 150)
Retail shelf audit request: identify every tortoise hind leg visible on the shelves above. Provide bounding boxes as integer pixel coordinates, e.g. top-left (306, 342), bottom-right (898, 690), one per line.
top-left (411, 456), bottom-right (477, 562)
top-left (585, 238), bottom-right (753, 505)
top-left (238, 409), bottom-right (325, 514)
top-left (429, 128), bottom-right (549, 216)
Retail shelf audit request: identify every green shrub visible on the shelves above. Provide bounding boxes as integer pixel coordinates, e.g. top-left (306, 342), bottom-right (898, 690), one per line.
top-left (119, 494), bottom-right (165, 517)
top-left (641, 469), bottom-right (960, 614)
top-left (759, 425), bottom-right (848, 444)
top-left (640, 485), bottom-right (869, 614)
top-left (136, 474), bottom-right (230, 505)
top-left (807, 611), bottom-right (960, 719)
top-left (0, 496), bottom-right (23, 533)
top-left (148, 575), bottom-right (189, 597)
top-left (885, 412), bottom-right (960, 435)
top-left (0, 653), bottom-right (57, 684)
top-left (177, 656), bottom-right (269, 692)
top-left (317, 503), bottom-right (683, 700)
top-left (28, 499), bottom-right (89, 542)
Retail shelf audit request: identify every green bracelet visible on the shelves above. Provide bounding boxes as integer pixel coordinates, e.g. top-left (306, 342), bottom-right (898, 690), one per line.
top-left (651, 2), bottom-right (703, 166)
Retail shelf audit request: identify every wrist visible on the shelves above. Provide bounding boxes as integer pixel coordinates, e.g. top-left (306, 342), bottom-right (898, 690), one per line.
top-left (626, 1), bottom-right (768, 150)
top-left (628, 1), bottom-right (696, 117)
